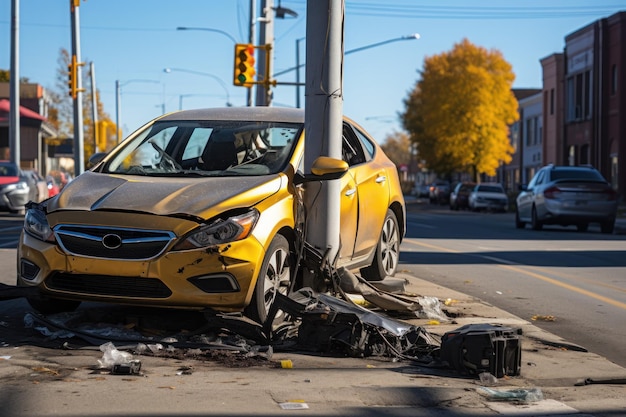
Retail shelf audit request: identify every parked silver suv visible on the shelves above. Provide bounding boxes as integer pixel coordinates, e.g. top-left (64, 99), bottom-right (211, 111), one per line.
top-left (515, 165), bottom-right (619, 233)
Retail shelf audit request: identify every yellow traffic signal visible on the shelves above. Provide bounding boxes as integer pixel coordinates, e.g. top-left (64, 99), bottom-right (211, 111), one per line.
top-left (233, 44), bottom-right (256, 87)
top-left (67, 60), bottom-right (76, 98)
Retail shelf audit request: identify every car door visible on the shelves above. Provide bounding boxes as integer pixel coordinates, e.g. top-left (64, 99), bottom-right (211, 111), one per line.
top-left (517, 170), bottom-right (543, 220)
top-left (342, 123), bottom-right (390, 260)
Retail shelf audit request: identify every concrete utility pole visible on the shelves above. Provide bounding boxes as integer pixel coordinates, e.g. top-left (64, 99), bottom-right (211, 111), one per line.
top-left (247, 0), bottom-right (256, 107)
top-left (70, 0), bottom-right (85, 177)
top-left (90, 62), bottom-right (98, 155)
top-left (304, 0), bottom-right (344, 265)
top-left (9, 0), bottom-right (20, 165)
top-left (255, 0), bottom-right (274, 106)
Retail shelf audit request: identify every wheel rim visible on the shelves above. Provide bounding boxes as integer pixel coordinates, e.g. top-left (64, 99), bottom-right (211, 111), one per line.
top-left (380, 216), bottom-right (400, 276)
top-left (262, 246), bottom-right (291, 315)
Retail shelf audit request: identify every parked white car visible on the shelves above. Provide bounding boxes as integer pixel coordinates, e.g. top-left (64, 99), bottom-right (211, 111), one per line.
top-left (468, 183), bottom-right (508, 212)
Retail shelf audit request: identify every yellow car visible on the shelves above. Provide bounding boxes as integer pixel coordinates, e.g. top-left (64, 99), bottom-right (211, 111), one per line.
top-left (18, 107), bottom-right (405, 323)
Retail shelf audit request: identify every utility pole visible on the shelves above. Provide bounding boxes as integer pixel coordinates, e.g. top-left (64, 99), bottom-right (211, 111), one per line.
top-left (9, 0), bottom-right (20, 165)
top-left (303, 0), bottom-right (344, 268)
top-left (247, 0), bottom-right (256, 107)
top-left (255, 0), bottom-right (274, 106)
top-left (70, 0), bottom-right (85, 176)
top-left (90, 62), bottom-right (98, 155)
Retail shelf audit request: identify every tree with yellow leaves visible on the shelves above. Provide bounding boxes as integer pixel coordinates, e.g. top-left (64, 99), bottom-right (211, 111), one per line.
top-left (402, 38), bottom-right (519, 181)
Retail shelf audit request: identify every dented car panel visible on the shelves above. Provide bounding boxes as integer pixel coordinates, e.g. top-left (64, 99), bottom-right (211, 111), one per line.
top-left (17, 107), bottom-right (405, 323)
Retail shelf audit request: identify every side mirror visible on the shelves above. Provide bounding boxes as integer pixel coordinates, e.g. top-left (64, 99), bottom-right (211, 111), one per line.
top-left (88, 152), bottom-right (107, 168)
top-left (294, 156), bottom-right (349, 185)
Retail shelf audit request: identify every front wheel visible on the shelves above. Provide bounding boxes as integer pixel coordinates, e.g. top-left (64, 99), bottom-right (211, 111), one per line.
top-left (245, 234), bottom-right (293, 324)
top-left (515, 210), bottom-right (525, 229)
top-left (361, 209), bottom-right (400, 281)
top-left (531, 206), bottom-right (543, 231)
top-left (601, 219), bottom-right (615, 234)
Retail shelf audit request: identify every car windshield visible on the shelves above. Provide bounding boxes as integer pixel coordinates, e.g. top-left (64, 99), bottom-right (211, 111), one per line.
top-left (550, 169), bottom-right (605, 182)
top-left (103, 120), bottom-right (301, 177)
top-left (0, 163), bottom-right (18, 176)
top-left (477, 185), bottom-right (504, 193)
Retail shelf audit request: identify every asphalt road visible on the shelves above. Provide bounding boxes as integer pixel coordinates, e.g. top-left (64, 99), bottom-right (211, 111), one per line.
top-left (402, 200), bottom-right (626, 368)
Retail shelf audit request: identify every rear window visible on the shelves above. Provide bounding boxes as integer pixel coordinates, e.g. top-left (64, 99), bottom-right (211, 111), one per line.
top-left (0, 163), bottom-right (19, 176)
top-left (550, 169), bottom-right (605, 181)
top-left (477, 185), bottom-right (504, 193)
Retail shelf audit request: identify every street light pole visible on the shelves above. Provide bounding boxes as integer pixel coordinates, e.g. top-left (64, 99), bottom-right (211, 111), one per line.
top-left (275, 33), bottom-right (421, 78)
top-left (163, 68), bottom-right (232, 107)
top-left (296, 37), bottom-right (305, 108)
top-left (115, 79), bottom-right (160, 144)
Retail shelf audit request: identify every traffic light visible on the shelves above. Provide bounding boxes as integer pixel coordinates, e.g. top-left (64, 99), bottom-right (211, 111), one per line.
top-left (67, 60), bottom-right (77, 98)
top-left (67, 55), bottom-right (84, 99)
top-left (233, 44), bottom-right (256, 87)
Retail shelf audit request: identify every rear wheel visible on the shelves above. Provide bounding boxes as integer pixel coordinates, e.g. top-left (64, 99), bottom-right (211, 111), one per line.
top-left (245, 234), bottom-right (293, 324)
top-left (361, 209), bottom-right (400, 281)
top-left (601, 219), bottom-right (615, 234)
top-left (531, 206), bottom-right (543, 231)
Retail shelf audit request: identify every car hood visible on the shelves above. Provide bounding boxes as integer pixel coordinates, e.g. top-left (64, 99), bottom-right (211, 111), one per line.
top-left (46, 171), bottom-right (282, 218)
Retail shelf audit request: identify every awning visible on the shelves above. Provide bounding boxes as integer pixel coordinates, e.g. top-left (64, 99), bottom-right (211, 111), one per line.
top-left (0, 98), bottom-right (46, 122)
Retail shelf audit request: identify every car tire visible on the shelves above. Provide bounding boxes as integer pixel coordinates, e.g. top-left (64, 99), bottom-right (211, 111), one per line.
top-left (601, 219), bottom-right (615, 234)
top-left (245, 234), bottom-right (293, 324)
top-left (576, 223), bottom-right (588, 232)
top-left (26, 294), bottom-right (81, 315)
top-left (515, 210), bottom-right (525, 229)
top-left (531, 206), bottom-right (543, 231)
top-left (361, 209), bottom-right (400, 281)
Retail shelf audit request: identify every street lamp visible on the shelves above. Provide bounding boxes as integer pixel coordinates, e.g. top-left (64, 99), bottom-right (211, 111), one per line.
top-left (176, 26), bottom-right (238, 44)
top-left (276, 32), bottom-right (421, 78)
top-left (163, 68), bottom-right (232, 107)
top-left (115, 79), bottom-right (160, 144)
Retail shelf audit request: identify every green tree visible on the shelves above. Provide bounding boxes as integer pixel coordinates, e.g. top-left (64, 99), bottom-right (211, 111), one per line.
top-left (402, 38), bottom-right (519, 181)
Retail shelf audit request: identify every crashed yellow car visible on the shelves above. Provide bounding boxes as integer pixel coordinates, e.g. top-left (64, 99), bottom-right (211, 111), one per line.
top-left (18, 107), bottom-right (405, 323)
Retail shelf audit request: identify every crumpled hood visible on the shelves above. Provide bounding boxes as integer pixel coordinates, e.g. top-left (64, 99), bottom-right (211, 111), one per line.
top-left (46, 171), bottom-right (282, 218)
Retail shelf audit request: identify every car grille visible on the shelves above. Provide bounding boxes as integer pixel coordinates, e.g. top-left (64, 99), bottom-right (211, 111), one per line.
top-left (46, 273), bottom-right (172, 298)
top-left (54, 225), bottom-right (175, 260)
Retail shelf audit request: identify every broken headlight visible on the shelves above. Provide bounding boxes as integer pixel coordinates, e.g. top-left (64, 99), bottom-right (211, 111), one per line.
top-left (24, 208), bottom-right (55, 242)
top-left (174, 209), bottom-right (259, 250)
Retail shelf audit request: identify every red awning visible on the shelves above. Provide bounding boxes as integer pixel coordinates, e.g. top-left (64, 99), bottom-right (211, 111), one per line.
top-left (0, 99), bottom-right (46, 122)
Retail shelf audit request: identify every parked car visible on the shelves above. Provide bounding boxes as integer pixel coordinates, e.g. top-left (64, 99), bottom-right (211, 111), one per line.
top-left (516, 165), bottom-right (618, 233)
top-left (0, 161), bottom-right (36, 214)
top-left (23, 170), bottom-right (48, 202)
top-left (449, 181), bottom-right (476, 210)
top-left (468, 183), bottom-right (508, 212)
top-left (429, 180), bottom-right (451, 205)
top-left (412, 182), bottom-right (430, 198)
top-left (17, 107), bottom-right (406, 324)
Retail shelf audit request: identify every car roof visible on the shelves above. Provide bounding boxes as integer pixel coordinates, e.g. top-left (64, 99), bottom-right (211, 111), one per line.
top-left (158, 107), bottom-right (305, 124)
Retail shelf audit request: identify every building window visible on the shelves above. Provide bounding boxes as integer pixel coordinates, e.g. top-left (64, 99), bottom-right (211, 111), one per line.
top-left (550, 88), bottom-right (555, 115)
top-left (580, 144), bottom-right (590, 165)
top-left (567, 70), bottom-right (592, 121)
top-left (525, 118), bottom-right (533, 146)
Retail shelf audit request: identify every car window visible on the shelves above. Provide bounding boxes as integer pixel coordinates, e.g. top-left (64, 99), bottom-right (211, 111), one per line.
top-left (550, 168), bottom-right (605, 181)
top-left (477, 185), bottom-right (504, 193)
top-left (103, 120), bottom-right (301, 176)
top-left (342, 124), bottom-right (367, 166)
top-left (352, 127), bottom-right (375, 160)
top-left (0, 163), bottom-right (18, 176)
top-left (528, 170), bottom-right (542, 188)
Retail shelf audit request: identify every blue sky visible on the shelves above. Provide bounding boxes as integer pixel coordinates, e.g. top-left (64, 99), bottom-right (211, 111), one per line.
top-left (1, 0), bottom-right (625, 142)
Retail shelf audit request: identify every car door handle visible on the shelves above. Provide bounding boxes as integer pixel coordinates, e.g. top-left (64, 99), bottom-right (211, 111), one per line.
top-left (376, 176), bottom-right (386, 184)
top-left (345, 188), bottom-right (357, 197)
